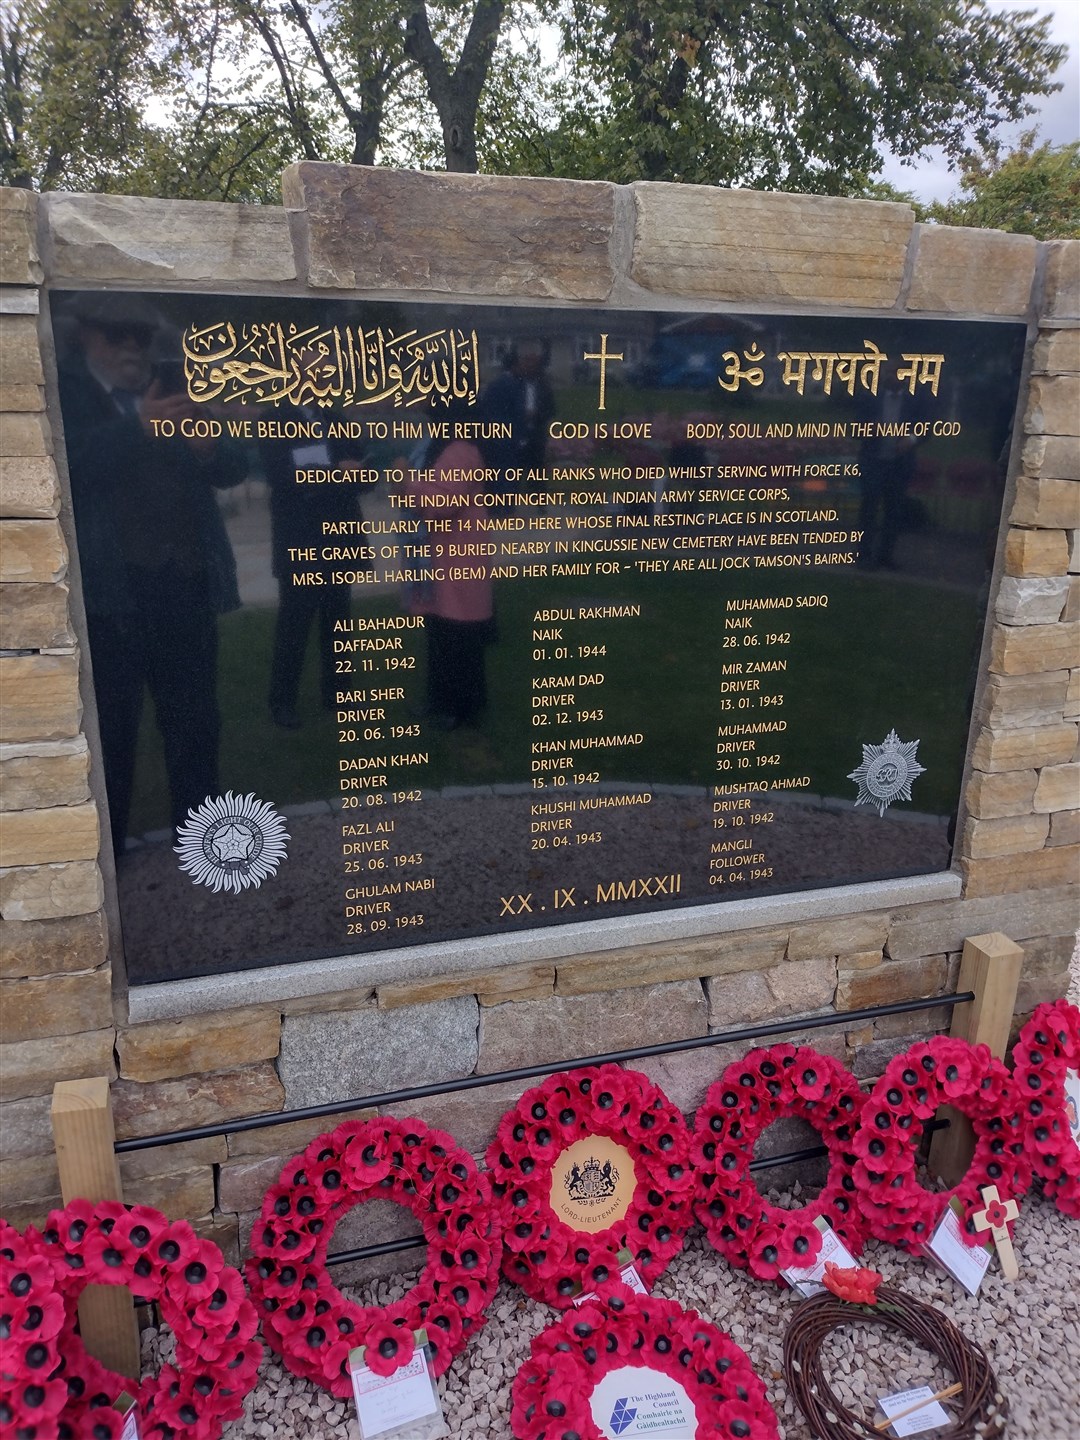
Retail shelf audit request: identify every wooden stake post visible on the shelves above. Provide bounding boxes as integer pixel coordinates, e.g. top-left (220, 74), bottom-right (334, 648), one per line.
top-left (927, 931), bottom-right (1023, 1187)
top-left (51, 1077), bottom-right (141, 1379)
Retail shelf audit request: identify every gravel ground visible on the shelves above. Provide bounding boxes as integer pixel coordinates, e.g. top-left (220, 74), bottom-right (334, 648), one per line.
top-left (167, 1183), bottom-right (1080, 1440)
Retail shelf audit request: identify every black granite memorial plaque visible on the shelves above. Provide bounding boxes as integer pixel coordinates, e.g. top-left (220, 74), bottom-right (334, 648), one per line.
top-left (50, 291), bottom-right (1027, 984)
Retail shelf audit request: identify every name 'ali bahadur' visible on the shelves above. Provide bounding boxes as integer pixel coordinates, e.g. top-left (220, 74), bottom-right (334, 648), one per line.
top-left (178, 321), bottom-right (947, 411)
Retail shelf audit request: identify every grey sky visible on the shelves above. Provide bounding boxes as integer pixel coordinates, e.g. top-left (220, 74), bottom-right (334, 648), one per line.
top-left (880, 0), bottom-right (1079, 201)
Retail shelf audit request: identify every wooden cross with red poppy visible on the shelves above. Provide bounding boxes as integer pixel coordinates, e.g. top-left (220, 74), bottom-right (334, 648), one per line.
top-left (972, 1185), bottom-right (1020, 1281)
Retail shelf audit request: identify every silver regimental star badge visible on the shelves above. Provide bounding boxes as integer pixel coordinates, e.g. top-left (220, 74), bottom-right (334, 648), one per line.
top-left (848, 730), bottom-right (926, 817)
top-left (174, 792), bottom-right (289, 894)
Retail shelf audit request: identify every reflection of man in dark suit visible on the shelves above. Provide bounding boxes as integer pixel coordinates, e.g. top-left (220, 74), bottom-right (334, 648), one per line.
top-left (857, 373), bottom-right (926, 571)
top-left (260, 411), bottom-right (367, 728)
top-left (483, 340), bottom-right (555, 499)
top-left (58, 294), bottom-right (246, 855)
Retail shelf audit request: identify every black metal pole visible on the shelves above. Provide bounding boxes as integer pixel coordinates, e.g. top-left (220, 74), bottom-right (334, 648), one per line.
top-left (114, 991), bottom-right (972, 1153)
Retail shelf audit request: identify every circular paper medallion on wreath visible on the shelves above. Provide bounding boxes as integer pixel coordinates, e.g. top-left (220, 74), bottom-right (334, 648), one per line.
top-left (549, 1135), bottom-right (636, 1232)
top-left (589, 1365), bottom-right (696, 1439)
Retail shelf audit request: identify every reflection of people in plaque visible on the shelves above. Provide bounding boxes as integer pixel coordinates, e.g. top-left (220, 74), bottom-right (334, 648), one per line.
top-left (260, 409), bottom-right (368, 729)
top-left (857, 373), bottom-right (922, 570)
top-left (58, 294), bottom-right (247, 856)
top-left (406, 416), bottom-right (495, 730)
top-left (483, 339), bottom-right (555, 499)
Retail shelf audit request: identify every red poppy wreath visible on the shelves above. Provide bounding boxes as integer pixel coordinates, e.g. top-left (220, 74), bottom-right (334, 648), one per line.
top-left (1, 1218), bottom-right (68, 1440)
top-left (28, 1198), bottom-right (261, 1440)
top-left (511, 1282), bottom-right (780, 1440)
top-left (486, 1065), bottom-right (694, 1308)
top-left (853, 1035), bottom-right (1031, 1251)
top-left (1012, 998), bottom-right (1080, 1218)
top-left (246, 1116), bottom-right (501, 1396)
top-left (693, 1043), bottom-right (869, 1283)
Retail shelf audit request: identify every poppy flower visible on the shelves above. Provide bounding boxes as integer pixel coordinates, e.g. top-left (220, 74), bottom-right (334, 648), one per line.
top-left (21, 1199), bottom-right (260, 1440)
top-left (821, 1262), bottom-right (882, 1304)
top-left (512, 1292), bottom-right (780, 1440)
top-left (486, 1065), bottom-right (693, 1307)
top-left (248, 1116), bottom-right (500, 1396)
top-left (361, 1317), bottom-right (415, 1377)
top-left (695, 1045), bottom-right (870, 1284)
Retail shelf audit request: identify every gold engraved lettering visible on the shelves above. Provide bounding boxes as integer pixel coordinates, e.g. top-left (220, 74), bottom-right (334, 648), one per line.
top-left (717, 344), bottom-right (765, 393)
top-left (182, 321), bottom-right (480, 409)
top-left (896, 353), bottom-right (945, 397)
top-left (583, 334), bottom-right (624, 412)
top-left (778, 341), bottom-right (887, 398)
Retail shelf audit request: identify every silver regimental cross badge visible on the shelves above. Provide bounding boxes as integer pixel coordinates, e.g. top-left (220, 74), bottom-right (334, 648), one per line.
top-left (847, 729), bottom-right (925, 817)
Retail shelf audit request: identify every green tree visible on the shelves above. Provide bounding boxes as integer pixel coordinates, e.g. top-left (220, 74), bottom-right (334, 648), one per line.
top-left (925, 132), bottom-right (1080, 239)
top-left (1, 0), bottom-right (1069, 201)
top-left (1, 0), bottom-right (179, 192)
top-left (531, 0), bottom-right (1067, 193)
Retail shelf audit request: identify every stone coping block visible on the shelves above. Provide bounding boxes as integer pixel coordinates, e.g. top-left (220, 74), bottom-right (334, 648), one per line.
top-left (1011, 477), bottom-right (1080, 530)
top-left (0, 860), bottom-right (103, 922)
top-left (0, 518), bottom-right (68, 584)
top-left (111, 1062), bottom-right (285, 1141)
top-left (476, 979), bottom-right (705, 1075)
top-left (0, 909), bottom-right (107, 979)
top-left (1025, 375), bottom-right (1080, 437)
top-left (43, 192), bottom-right (296, 284)
top-left (0, 1027), bottom-right (116, 1100)
top-left (1022, 435), bottom-right (1080, 482)
top-left (979, 671), bottom-right (1070, 731)
top-left (0, 457), bottom-right (61, 519)
top-left (630, 184), bottom-right (912, 308)
top-left (124, 870), bottom-right (962, 1023)
top-left (0, 187), bottom-right (42, 286)
top-left (283, 163), bottom-right (616, 301)
top-left (962, 843), bottom-right (1080, 897)
top-left (0, 653), bottom-right (82, 743)
top-left (989, 620), bottom-right (1079, 677)
top-left (885, 883), bottom-right (1078, 960)
top-left (0, 580), bottom-right (73, 650)
top-left (0, 801), bottom-right (99, 868)
top-left (0, 967), bottom-right (112, 1043)
top-left (995, 576), bottom-right (1070, 626)
top-left (1004, 528), bottom-right (1070, 578)
top-left (908, 225), bottom-right (1037, 315)
top-left (0, 737), bottom-right (91, 812)
top-left (117, 1006), bottom-right (281, 1083)
top-left (278, 995), bottom-right (479, 1109)
top-left (0, 412), bottom-right (51, 458)
top-left (705, 956), bottom-right (836, 1028)
top-left (0, 314), bottom-right (45, 386)
top-left (1042, 240), bottom-right (1079, 321)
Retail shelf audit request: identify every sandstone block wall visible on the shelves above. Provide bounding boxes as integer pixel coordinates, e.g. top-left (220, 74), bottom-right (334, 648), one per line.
top-left (0, 169), bottom-right (1076, 1265)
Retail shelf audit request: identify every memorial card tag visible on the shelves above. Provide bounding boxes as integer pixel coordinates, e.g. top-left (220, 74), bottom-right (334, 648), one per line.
top-left (1064, 1068), bottom-right (1080, 1152)
top-left (873, 1385), bottom-right (951, 1437)
top-left (573, 1247), bottom-right (648, 1306)
top-left (349, 1334), bottom-right (446, 1440)
top-left (779, 1217), bottom-right (858, 1298)
top-left (589, 1366), bottom-right (697, 1438)
top-left (115, 1392), bottom-right (140, 1440)
top-left (550, 1136), bottom-right (636, 1234)
top-left (924, 1198), bottom-right (991, 1296)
